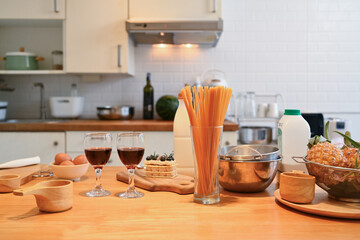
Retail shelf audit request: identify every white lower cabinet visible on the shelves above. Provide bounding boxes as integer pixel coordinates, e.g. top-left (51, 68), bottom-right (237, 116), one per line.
top-left (0, 132), bottom-right (65, 164)
top-left (0, 130), bottom-right (237, 166)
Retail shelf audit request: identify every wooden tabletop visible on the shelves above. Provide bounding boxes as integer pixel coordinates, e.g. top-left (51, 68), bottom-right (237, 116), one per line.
top-left (0, 167), bottom-right (358, 240)
top-left (0, 119), bottom-right (238, 132)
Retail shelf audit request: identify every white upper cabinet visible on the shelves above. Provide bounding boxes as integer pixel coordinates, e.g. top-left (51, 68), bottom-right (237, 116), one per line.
top-left (0, 0), bottom-right (65, 19)
top-left (65, 0), bottom-right (134, 74)
top-left (129, 0), bottom-right (222, 20)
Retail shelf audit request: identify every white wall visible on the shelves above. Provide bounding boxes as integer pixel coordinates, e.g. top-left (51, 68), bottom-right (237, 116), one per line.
top-left (1, 0), bottom-right (359, 136)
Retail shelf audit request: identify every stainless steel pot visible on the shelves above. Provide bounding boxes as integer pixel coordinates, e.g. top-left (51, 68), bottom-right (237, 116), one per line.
top-left (219, 145), bottom-right (281, 193)
top-left (239, 126), bottom-right (272, 144)
top-left (0, 47), bottom-right (44, 70)
top-left (97, 106), bottom-right (134, 120)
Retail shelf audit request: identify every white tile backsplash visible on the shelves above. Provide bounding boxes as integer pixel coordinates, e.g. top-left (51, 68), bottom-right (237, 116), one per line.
top-left (1, 0), bottom-right (359, 136)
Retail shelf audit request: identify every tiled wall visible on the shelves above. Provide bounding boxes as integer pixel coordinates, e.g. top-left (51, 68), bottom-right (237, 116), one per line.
top-left (1, 0), bottom-right (359, 135)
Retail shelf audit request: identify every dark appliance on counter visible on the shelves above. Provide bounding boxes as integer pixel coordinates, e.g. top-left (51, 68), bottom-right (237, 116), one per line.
top-left (302, 113), bottom-right (324, 137)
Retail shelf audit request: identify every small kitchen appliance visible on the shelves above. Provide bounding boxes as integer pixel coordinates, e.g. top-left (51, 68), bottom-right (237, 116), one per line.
top-left (301, 113), bottom-right (324, 137)
top-left (326, 118), bottom-right (350, 144)
top-left (49, 97), bottom-right (84, 118)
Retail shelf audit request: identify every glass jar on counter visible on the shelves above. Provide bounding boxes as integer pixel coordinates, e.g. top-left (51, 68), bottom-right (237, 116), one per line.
top-left (51, 50), bottom-right (63, 70)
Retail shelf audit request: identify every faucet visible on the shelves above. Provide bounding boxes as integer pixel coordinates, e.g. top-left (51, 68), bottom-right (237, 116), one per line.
top-left (33, 82), bottom-right (46, 120)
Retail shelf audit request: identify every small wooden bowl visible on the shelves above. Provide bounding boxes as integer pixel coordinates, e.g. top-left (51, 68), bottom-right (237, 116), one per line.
top-left (0, 174), bottom-right (21, 192)
top-left (13, 180), bottom-right (73, 213)
top-left (280, 172), bottom-right (315, 204)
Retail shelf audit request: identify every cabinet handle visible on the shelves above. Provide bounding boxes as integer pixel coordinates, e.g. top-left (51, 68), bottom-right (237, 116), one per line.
top-left (54, 0), bottom-right (59, 13)
top-left (211, 0), bottom-right (217, 13)
top-left (117, 45), bottom-right (122, 67)
top-left (53, 141), bottom-right (58, 146)
top-left (225, 141), bottom-right (230, 146)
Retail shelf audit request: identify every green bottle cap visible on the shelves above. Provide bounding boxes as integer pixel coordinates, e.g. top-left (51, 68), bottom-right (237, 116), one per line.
top-left (284, 109), bottom-right (301, 115)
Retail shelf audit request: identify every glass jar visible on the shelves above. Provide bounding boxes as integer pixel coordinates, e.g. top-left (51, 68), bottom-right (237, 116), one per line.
top-left (245, 91), bottom-right (256, 118)
top-left (51, 50), bottom-right (63, 70)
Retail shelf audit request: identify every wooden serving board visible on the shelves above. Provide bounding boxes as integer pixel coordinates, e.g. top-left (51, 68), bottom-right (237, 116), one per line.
top-left (274, 188), bottom-right (360, 219)
top-left (0, 165), bottom-right (41, 189)
top-left (116, 168), bottom-right (194, 195)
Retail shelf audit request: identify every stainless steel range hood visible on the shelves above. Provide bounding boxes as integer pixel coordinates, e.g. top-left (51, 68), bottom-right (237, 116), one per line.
top-left (126, 19), bottom-right (223, 47)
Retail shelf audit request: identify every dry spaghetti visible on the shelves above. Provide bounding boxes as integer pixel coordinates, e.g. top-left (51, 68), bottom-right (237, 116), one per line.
top-left (180, 86), bottom-right (232, 197)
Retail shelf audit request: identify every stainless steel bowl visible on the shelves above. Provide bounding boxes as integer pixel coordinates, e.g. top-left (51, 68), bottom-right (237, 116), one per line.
top-left (239, 126), bottom-right (272, 144)
top-left (293, 156), bottom-right (360, 202)
top-left (97, 106), bottom-right (134, 120)
top-left (219, 145), bottom-right (281, 193)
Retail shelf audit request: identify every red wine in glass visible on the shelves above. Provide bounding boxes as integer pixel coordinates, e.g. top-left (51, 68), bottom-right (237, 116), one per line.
top-left (85, 147), bottom-right (112, 169)
top-left (84, 132), bottom-right (112, 197)
top-left (118, 147), bottom-right (144, 169)
top-left (116, 132), bottom-right (145, 199)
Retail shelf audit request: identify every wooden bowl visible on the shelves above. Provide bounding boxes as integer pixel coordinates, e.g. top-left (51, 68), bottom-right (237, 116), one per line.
top-left (50, 162), bottom-right (89, 181)
top-left (280, 172), bottom-right (315, 204)
top-left (13, 180), bottom-right (73, 212)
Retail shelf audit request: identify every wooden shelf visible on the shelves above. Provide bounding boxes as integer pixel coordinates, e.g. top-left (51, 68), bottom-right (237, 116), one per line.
top-left (0, 70), bottom-right (65, 75)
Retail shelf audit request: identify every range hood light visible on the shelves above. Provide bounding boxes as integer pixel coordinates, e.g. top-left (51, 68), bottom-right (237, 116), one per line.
top-left (182, 44), bottom-right (198, 48)
top-left (152, 44), bottom-right (169, 48)
top-left (126, 19), bottom-right (223, 47)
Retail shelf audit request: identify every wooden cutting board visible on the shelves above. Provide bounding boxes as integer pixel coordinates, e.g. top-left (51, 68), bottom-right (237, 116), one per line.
top-left (116, 168), bottom-right (194, 195)
top-left (274, 188), bottom-right (360, 219)
top-left (0, 164), bottom-right (41, 185)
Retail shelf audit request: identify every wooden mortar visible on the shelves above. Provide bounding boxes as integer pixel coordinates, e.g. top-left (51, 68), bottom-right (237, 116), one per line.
top-left (279, 172), bottom-right (315, 204)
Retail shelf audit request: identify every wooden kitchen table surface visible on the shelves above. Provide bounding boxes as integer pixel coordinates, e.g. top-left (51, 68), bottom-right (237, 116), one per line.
top-left (0, 167), bottom-right (358, 240)
top-left (0, 119), bottom-right (238, 132)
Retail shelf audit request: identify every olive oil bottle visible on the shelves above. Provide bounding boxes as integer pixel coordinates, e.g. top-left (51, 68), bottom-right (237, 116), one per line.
top-left (143, 72), bottom-right (154, 119)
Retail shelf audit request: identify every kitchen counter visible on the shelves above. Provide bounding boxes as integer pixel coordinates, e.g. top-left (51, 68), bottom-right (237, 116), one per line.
top-left (0, 119), bottom-right (238, 132)
top-left (0, 167), bottom-right (358, 240)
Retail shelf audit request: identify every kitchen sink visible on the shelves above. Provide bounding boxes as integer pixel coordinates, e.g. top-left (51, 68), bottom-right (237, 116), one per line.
top-left (0, 119), bottom-right (66, 124)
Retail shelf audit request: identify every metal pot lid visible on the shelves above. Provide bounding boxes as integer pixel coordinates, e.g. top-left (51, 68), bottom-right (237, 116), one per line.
top-left (97, 106), bottom-right (115, 110)
top-left (220, 145), bottom-right (280, 161)
top-left (6, 51), bottom-right (36, 57)
top-left (0, 101), bottom-right (8, 107)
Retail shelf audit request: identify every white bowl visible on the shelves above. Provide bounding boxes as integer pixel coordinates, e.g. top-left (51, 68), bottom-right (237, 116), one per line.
top-left (50, 162), bottom-right (89, 181)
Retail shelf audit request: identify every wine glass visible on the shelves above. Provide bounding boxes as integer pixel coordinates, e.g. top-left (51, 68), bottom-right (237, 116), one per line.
top-left (84, 132), bottom-right (112, 197)
top-left (116, 132), bottom-right (145, 198)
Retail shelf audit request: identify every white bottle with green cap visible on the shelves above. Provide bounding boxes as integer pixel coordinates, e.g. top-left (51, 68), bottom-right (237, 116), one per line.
top-left (278, 109), bottom-right (310, 172)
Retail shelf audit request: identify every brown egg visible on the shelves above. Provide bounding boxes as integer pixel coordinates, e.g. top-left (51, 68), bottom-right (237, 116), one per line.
top-left (54, 153), bottom-right (72, 165)
top-left (73, 155), bottom-right (88, 165)
top-left (60, 160), bottom-right (74, 165)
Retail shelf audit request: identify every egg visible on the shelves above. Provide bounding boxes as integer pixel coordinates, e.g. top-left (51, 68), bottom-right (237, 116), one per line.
top-left (73, 155), bottom-right (88, 165)
top-left (60, 160), bottom-right (74, 165)
top-left (54, 153), bottom-right (72, 165)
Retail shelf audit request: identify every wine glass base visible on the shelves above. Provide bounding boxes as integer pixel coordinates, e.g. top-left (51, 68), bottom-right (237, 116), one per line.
top-left (117, 190), bottom-right (144, 199)
top-left (86, 189), bottom-right (111, 197)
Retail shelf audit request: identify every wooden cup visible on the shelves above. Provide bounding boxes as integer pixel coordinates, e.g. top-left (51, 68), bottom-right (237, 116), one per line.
top-left (279, 172), bottom-right (315, 204)
top-left (13, 180), bottom-right (73, 212)
top-left (0, 174), bottom-right (21, 192)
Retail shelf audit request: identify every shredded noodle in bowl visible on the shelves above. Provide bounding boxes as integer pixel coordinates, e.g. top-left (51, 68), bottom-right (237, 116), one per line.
top-left (181, 86), bottom-right (232, 204)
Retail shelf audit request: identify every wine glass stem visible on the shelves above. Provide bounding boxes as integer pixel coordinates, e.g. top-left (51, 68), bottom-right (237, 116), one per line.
top-left (94, 168), bottom-right (103, 190)
top-left (128, 168), bottom-right (135, 191)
